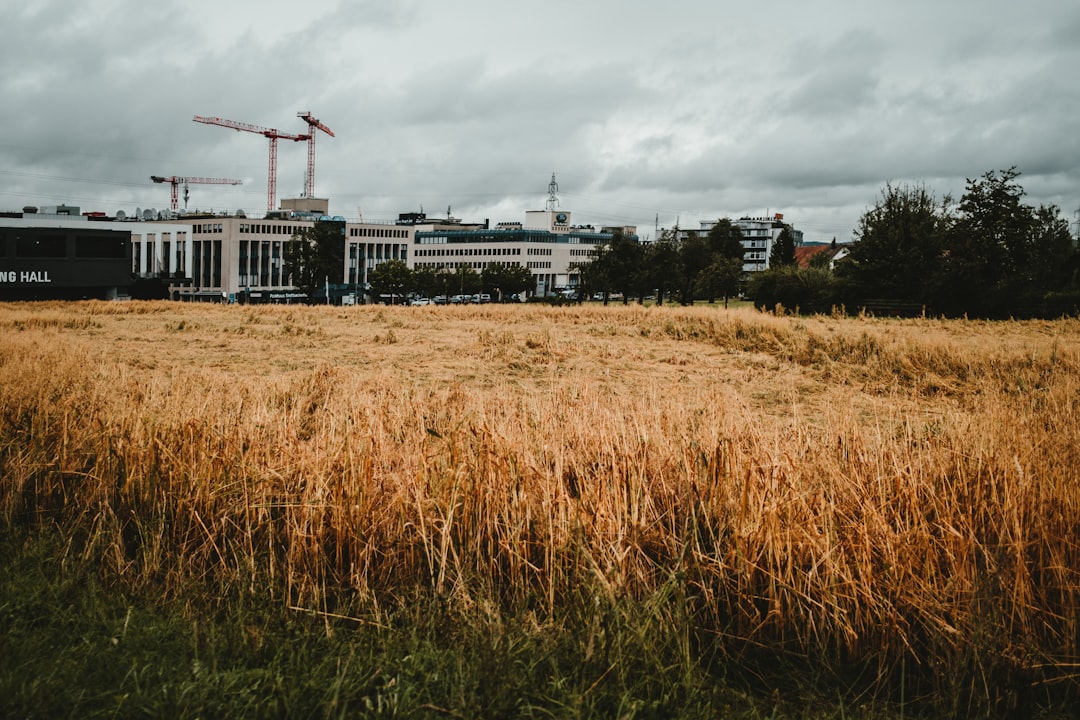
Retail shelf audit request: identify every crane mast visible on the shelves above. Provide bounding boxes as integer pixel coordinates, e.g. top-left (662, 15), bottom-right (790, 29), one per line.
top-left (150, 175), bottom-right (242, 211)
top-left (297, 112), bottom-right (335, 199)
top-left (193, 115), bottom-right (308, 211)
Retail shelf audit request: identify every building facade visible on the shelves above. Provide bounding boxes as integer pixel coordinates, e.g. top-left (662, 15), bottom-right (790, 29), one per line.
top-left (408, 208), bottom-right (637, 296)
top-left (697, 214), bottom-right (804, 273)
top-left (167, 214), bottom-right (412, 303)
top-left (0, 211), bottom-right (195, 300)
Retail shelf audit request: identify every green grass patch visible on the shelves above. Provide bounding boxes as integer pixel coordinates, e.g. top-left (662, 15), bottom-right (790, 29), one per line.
top-left (0, 530), bottom-right (955, 719)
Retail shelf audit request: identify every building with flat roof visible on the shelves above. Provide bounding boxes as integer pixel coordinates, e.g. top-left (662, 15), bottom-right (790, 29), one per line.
top-left (695, 214), bottom-right (804, 273)
top-left (0, 211), bottom-right (191, 300)
top-left (408, 207), bottom-right (637, 296)
top-left (162, 213), bottom-right (412, 303)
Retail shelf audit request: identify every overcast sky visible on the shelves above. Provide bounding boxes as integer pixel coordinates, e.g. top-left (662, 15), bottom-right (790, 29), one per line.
top-left (2, 0), bottom-right (1079, 242)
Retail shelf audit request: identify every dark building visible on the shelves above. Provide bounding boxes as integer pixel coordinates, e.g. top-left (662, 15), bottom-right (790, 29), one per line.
top-left (0, 223), bottom-right (132, 301)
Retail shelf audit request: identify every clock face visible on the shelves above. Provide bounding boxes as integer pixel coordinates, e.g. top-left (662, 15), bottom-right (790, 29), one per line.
top-left (556, 213), bottom-right (567, 223)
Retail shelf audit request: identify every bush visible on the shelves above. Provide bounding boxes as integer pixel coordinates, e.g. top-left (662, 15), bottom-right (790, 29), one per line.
top-left (747, 266), bottom-right (842, 314)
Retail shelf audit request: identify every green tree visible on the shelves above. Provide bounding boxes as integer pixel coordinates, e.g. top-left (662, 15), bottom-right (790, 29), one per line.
top-left (412, 266), bottom-right (442, 299)
top-left (579, 248), bottom-right (611, 304)
top-left (482, 263), bottom-right (534, 301)
top-left (677, 231), bottom-right (710, 304)
top-left (1028, 204), bottom-right (1078, 292)
top-left (841, 182), bottom-right (950, 306)
top-left (706, 219), bottom-right (745, 261)
top-left (284, 220), bottom-right (345, 299)
top-left (768, 227), bottom-right (796, 268)
top-left (505, 264), bottom-right (536, 298)
top-left (644, 231), bottom-right (681, 305)
top-left (696, 256), bottom-right (743, 308)
top-left (367, 259), bottom-right (412, 304)
top-left (940, 167), bottom-right (1077, 315)
top-left (591, 229), bottom-right (642, 304)
top-left (748, 265), bottom-right (839, 314)
top-left (942, 168), bottom-right (1027, 310)
top-left (446, 265), bottom-right (482, 298)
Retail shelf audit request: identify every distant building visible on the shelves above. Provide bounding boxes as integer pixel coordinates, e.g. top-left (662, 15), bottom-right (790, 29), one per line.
top-left (161, 213), bottom-right (412, 303)
top-left (695, 214), bottom-right (804, 273)
top-left (0, 210), bottom-right (190, 301)
top-left (794, 242), bottom-right (849, 271)
top-left (408, 206), bottom-right (638, 296)
top-left (3, 174), bottom-right (643, 302)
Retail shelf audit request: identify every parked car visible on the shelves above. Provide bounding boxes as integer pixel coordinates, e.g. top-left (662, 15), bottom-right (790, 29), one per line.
top-left (410, 297), bottom-right (432, 306)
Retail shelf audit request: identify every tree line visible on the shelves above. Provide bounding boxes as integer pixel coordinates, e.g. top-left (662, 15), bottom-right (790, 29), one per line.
top-left (281, 168), bottom-right (1078, 316)
top-left (751, 168), bottom-right (1079, 317)
top-left (365, 260), bottom-right (535, 302)
top-left (578, 221), bottom-right (754, 307)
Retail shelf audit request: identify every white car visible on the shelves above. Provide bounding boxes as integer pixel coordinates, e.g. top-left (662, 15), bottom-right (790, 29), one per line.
top-left (410, 298), bottom-right (432, 306)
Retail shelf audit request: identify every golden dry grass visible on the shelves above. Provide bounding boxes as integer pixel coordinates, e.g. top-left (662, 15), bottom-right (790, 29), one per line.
top-left (2, 300), bottom-right (1078, 695)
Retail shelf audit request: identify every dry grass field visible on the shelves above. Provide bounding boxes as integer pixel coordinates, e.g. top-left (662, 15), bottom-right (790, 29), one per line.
top-left (2, 300), bottom-right (1079, 716)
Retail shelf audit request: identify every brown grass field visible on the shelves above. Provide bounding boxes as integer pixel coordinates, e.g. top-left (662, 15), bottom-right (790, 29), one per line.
top-left (2, 300), bottom-right (1079, 710)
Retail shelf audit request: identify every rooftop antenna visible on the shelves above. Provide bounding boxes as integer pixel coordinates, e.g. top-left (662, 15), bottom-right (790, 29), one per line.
top-left (546, 172), bottom-right (559, 211)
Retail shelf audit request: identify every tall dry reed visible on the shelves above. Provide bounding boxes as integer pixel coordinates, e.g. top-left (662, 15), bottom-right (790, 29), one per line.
top-left (1, 301), bottom-right (1078, 701)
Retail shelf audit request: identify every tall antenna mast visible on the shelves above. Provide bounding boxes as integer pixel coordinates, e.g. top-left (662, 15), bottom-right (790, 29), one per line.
top-left (546, 172), bottom-right (559, 211)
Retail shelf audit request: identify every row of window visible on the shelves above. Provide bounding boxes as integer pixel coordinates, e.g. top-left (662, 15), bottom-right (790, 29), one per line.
top-left (416, 233), bottom-right (560, 244)
top-left (413, 260), bottom-right (527, 271)
top-left (414, 247), bottom-right (522, 258)
top-left (238, 223), bottom-right (294, 235)
top-left (238, 240), bottom-right (285, 288)
top-left (348, 242), bottom-right (407, 262)
top-left (235, 241), bottom-right (409, 288)
top-left (133, 241), bottom-right (184, 276)
top-left (350, 227), bottom-right (409, 239)
top-left (191, 240), bottom-right (223, 288)
top-left (526, 248), bottom-right (552, 256)
top-left (0, 233), bottom-right (127, 259)
top-left (526, 261), bottom-right (552, 269)
top-left (194, 223), bottom-right (224, 234)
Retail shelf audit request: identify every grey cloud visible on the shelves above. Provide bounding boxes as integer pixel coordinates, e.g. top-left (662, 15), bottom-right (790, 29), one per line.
top-left (2, 0), bottom-right (1078, 243)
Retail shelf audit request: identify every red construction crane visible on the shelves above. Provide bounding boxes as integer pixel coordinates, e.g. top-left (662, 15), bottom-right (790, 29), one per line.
top-left (150, 175), bottom-right (242, 211)
top-left (192, 115), bottom-right (309, 211)
top-left (297, 111), bottom-right (335, 198)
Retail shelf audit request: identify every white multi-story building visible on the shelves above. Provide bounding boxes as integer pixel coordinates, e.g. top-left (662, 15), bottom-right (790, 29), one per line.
top-left (408, 207), bottom-right (637, 296)
top-left (163, 212), bottom-right (412, 303)
top-left (697, 214), bottom-right (803, 273)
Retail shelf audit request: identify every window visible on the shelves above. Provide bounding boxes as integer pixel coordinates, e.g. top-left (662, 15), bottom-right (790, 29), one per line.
top-left (76, 235), bottom-right (127, 258)
top-left (16, 234), bottom-right (66, 258)
top-left (212, 240), bottom-right (222, 286)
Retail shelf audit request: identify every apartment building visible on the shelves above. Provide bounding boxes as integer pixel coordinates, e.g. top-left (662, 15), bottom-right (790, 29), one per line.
top-left (697, 214), bottom-right (804, 273)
